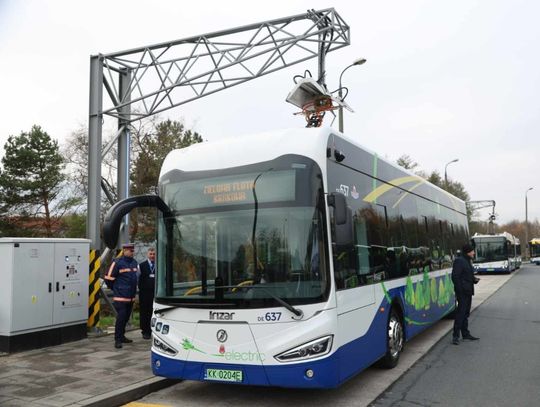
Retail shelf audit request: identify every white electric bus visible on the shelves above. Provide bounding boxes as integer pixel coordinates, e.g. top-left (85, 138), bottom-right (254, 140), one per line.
top-left (103, 127), bottom-right (468, 388)
top-left (530, 238), bottom-right (540, 265)
top-left (472, 232), bottom-right (518, 273)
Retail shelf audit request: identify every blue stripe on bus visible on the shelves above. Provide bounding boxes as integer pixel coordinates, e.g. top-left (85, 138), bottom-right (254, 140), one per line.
top-left (152, 275), bottom-right (455, 388)
top-left (152, 351), bottom-right (342, 388)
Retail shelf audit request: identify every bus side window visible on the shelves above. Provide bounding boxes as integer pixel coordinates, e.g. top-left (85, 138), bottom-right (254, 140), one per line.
top-left (334, 247), bottom-right (357, 289)
top-left (334, 208), bottom-right (382, 290)
top-left (333, 213), bottom-right (362, 290)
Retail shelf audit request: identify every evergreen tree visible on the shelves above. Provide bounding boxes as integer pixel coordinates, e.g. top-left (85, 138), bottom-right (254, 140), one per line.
top-left (425, 171), bottom-right (470, 202)
top-left (131, 119), bottom-right (203, 195)
top-left (130, 118), bottom-right (203, 241)
top-left (0, 125), bottom-right (73, 237)
top-left (396, 155), bottom-right (419, 171)
top-left (62, 213), bottom-right (87, 238)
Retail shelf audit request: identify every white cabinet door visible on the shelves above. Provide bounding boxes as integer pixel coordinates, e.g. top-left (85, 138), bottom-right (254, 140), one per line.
top-left (11, 243), bottom-right (55, 332)
top-left (52, 243), bottom-right (89, 325)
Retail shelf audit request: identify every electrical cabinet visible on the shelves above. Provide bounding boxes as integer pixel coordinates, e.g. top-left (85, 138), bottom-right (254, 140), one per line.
top-left (0, 238), bottom-right (90, 353)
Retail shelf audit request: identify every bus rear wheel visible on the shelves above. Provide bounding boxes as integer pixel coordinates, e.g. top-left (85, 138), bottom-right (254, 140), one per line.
top-left (380, 309), bottom-right (404, 369)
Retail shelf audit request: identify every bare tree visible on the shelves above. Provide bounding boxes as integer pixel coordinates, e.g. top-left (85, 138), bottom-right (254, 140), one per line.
top-left (63, 124), bottom-right (119, 211)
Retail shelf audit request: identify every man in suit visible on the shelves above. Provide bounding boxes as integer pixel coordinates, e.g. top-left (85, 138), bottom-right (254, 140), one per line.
top-left (451, 243), bottom-right (480, 345)
top-left (138, 247), bottom-right (156, 339)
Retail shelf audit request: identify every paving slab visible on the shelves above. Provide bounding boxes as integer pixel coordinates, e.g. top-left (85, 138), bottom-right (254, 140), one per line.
top-left (0, 328), bottom-right (177, 407)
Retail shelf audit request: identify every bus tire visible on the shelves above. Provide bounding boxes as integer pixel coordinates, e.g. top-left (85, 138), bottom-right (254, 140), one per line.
top-left (380, 308), bottom-right (404, 369)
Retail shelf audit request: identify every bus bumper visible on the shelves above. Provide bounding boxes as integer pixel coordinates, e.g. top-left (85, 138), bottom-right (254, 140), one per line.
top-left (151, 351), bottom-right (341, 388)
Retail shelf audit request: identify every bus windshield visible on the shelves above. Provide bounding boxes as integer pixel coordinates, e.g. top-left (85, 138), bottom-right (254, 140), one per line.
top-left (530, 242), bottom-right (540, 258)
top-left (473, 238), bottom-right (508, 263)
top-left (155, 155), bottom-right (329, 308)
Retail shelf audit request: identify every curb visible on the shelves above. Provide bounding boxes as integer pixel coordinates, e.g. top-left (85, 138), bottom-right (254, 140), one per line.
top-left (74, 377), bottom-right (181, 407)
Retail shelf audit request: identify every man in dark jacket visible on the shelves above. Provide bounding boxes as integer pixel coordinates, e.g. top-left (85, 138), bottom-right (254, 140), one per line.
top-left (105, 243), bottom-right (139, 349)
top-left (451, 243), bottom-right (480, 345)
top-left (138, 247), bottom-right (156, 339)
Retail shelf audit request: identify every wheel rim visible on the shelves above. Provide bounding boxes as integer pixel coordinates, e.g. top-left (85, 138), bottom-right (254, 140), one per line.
top-left (388, 314), bottom-right (404, 358)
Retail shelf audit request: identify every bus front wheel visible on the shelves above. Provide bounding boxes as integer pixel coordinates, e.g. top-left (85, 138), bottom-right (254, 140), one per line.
top-left (380, 308), bottom-right (404, 369)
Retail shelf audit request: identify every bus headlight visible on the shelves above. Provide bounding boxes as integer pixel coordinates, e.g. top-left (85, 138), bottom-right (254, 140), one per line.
top-left (503, 261), bottom-right (508, 269)
top-left (153, 337), bottom-right (178, 356)
top-left (274, 335), bottom-right (333, 362)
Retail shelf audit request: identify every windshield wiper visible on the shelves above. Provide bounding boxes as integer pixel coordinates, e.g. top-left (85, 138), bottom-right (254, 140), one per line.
top-left (215, 285), bottom-right (303, 319)
top-left (153, 304), bottom-right (181, 315)
top-left (154, 286), bottom-right (304, 319)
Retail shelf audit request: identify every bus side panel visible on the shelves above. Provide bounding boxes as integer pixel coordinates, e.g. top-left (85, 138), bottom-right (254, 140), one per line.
top-left (336, 303), bottom-right (388, 383)
top-left (390, 271), bottom-right (456, 340)
top-left (333, 271), bottom-right (454, 384)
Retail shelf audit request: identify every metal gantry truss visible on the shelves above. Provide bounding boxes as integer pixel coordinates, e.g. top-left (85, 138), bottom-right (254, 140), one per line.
top-left (88, 8), bottom-right (350, 249)
top-left (100, 8), bottom-right (350, 122)
top-left (467, 200), bottom-right (497, 234)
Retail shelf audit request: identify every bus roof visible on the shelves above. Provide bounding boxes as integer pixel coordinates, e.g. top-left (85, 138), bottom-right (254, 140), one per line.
top-left (160, 126), bottom-right (465, 208)
top-left (473, 231), bottom-right (517, 243)
top-left (160, 127), bottom-right (330, 176)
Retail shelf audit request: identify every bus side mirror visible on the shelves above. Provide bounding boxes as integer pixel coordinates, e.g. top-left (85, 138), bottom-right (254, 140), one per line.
top-left (328, 193), bottom-right (354, 248)
top-left (102, 194), bottom-right (172, 249)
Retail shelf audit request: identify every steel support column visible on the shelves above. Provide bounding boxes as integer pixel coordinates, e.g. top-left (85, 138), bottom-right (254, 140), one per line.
top-left (87, 55), bottom-right (103, 250)
top-left (117, 68), bottom-right (131, 247)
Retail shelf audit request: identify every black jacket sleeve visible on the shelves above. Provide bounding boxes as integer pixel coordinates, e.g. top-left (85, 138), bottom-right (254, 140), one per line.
top-left (451, 258), bottom-right (465, 293)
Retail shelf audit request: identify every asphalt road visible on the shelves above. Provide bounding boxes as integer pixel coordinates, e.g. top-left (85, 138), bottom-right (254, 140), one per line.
top-left (372, 264), bottom-right (540, 407)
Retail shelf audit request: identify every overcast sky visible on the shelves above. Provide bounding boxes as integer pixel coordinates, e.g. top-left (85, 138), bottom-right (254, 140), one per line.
top-left (0, 0), bottom-right (539, 225)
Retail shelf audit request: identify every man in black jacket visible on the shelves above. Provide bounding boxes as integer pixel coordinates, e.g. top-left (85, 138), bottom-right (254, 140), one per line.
top-left (451, 243), bottom-right (480, 345)
top-left (138, 247), bottom-right (156, 339)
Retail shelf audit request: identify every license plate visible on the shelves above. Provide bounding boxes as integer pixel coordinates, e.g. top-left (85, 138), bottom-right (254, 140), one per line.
top-left (487, 268), bottom-right (494, 271)
top-left (204, 368), bottom-right (243, 382)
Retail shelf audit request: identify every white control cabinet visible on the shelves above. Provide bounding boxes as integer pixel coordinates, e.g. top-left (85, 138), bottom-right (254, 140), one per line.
top-left (0, 238), bottom-right (90, 352)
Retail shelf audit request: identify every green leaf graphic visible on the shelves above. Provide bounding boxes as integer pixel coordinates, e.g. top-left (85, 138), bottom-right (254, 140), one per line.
top-left (182, 338), bottom-right (206, 353)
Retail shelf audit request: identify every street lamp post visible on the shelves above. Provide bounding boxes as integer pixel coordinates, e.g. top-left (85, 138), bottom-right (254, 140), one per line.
top-left (526, 187), bottom-right (533, 259)
top-left (338, 58), bottom-right (366, 133)
top-left (444, 158), bottom-right (459, 188)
